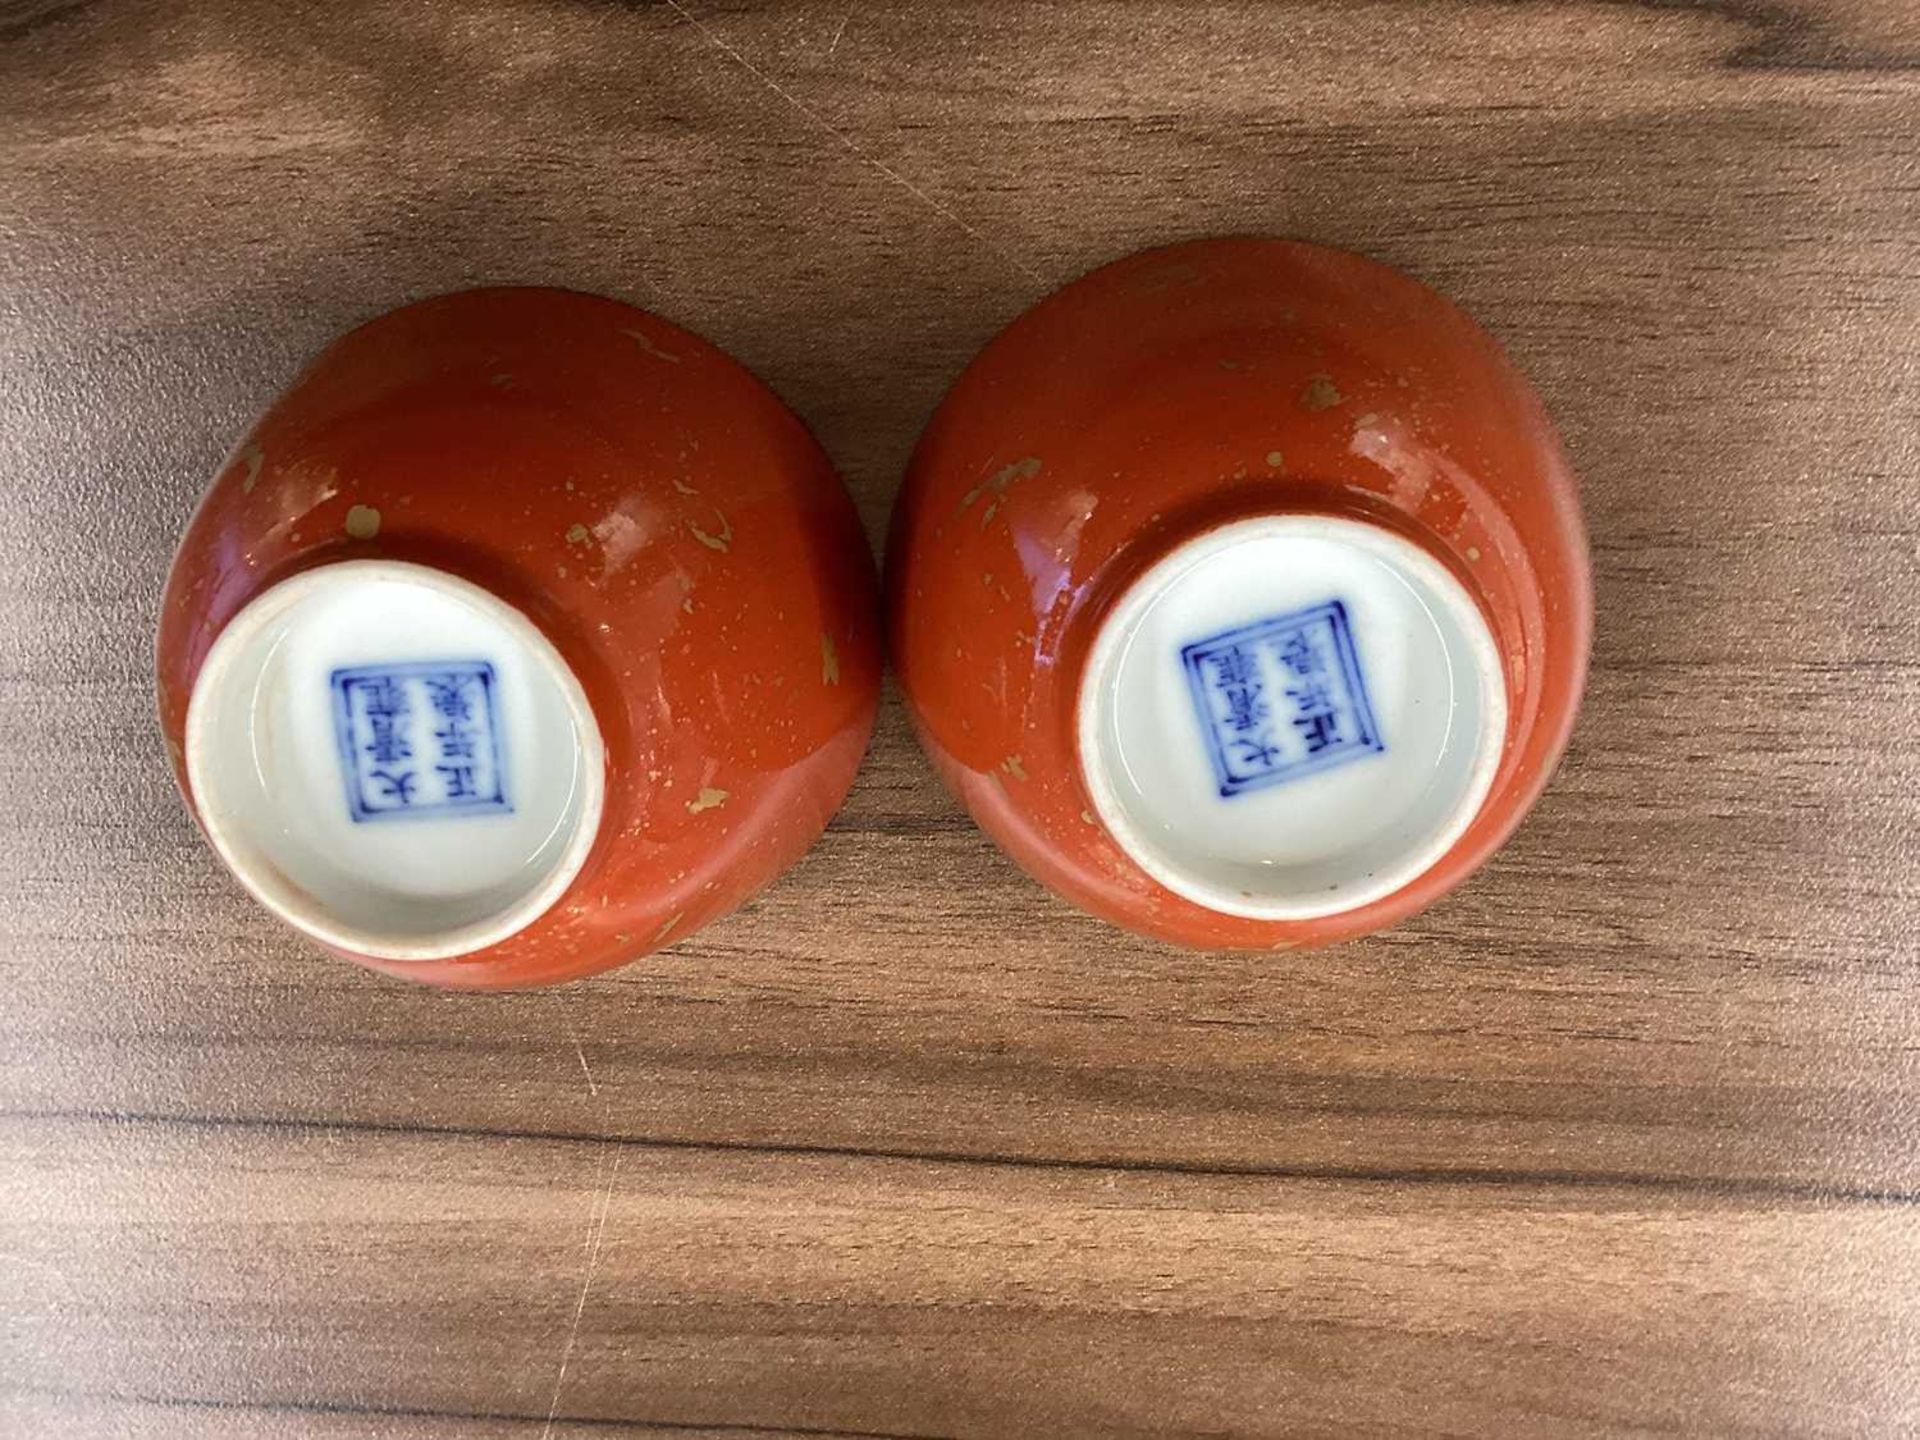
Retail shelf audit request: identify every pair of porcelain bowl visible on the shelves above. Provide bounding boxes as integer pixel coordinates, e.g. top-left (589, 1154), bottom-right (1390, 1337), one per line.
top-left (157, 239), bottom-right (1591, 990)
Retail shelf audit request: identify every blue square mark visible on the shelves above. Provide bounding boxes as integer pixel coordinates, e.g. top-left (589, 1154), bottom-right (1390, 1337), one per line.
top-left (1180, 599), bottom-right (1385, 799)
top-left (330, 659), bottom-right (511, 823)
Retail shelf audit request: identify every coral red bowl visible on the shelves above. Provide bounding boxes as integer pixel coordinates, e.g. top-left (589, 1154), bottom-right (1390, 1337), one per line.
top-left (887, 238), bottom-right (1591, 949)
top-left (158, 288), bottom-right (881, 988)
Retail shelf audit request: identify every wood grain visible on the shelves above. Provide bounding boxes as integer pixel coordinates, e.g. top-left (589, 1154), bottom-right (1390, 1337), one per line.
top-left (2, 0), bottom-right (1918, 1434)
top-left (8, 1115), bottom-right (1919, 1437)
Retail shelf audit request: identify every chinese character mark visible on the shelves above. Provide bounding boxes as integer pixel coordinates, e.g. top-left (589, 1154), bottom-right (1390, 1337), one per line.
top-left (369, 768), bottom-right (418, 805)
top-left (331, 661), bottom-right (511, 822)
top-left (427, 673), bottom-right (479, 762)
top-left (1275, 630), bottom-right (1342, 752)
top-left (360, 675), bottom-right (413, 767)
top-left (1180, 599), bottom-right (1384, 798)
top-left (1210, 644), bottom-right (1271, 735)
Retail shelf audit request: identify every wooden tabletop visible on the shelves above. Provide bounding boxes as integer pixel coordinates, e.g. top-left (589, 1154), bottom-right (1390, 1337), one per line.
top-left (4, 1), bottom-right (1918, 1435)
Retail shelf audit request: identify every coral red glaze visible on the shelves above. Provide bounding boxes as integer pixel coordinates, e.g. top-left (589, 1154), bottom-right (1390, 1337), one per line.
top-left (887, 238), bottom-right (1591, 949)
top-left (158, 288), bottom-right (881, 987)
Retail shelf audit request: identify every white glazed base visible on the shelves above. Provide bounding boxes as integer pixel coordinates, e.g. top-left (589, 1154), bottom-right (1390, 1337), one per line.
top-left (184, 560), bottom-right (605, 961)
top-left (1077, 515), bottom-right (1505, 921)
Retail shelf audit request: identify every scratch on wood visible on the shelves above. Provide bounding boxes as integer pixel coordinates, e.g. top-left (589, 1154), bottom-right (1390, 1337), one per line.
top-left (539, 1147), bottom-right (622, 1440)
top-left (658, 0), bottom-right (1042, 282)
top-left (569, 1038), bottom-right (597, 1098)
top-left (551, 992), bottom-right (600, 1100)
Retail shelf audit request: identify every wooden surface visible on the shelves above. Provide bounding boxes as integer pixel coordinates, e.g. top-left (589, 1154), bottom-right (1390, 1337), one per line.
top-left (3, 0), bottom-right (1919, 1434)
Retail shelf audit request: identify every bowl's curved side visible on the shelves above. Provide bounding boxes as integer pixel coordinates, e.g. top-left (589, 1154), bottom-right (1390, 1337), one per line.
top-left (159, 287), bottom-right (882, 988)
top-left (888, 238), bottom-right (1591, 949)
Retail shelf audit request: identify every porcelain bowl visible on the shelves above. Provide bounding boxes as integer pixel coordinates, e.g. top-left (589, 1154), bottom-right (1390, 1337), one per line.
top-left (158, 287), bottom-right (881, 987)
top-left (886, 238), bottom-right (1591, 949)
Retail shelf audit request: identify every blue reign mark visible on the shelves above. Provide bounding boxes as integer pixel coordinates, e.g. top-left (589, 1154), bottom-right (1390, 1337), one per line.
top-left (331, 660), bottom-right (511, 823)
top-left (1181, 600), bottom-right (1385, 798)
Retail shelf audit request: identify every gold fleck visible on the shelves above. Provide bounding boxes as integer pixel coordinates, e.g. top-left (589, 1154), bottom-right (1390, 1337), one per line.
top-left (653, 911), bottom-right (685, 943)
top-left (1265, 450), bottom-right (1285, 469)
top-left (1081, 809), bottom-right (1096, 825)
top-left (240, 444), bottom-right (264, 493)
top-left (689, 509), bottom-right (733, 552)
top-left (1219, 358), bottom-right (1243, 371)
top-left (614, 931), bottom-right (633, 946)
top-left (564, 480), bottom-right (576, 492)
top-left (673, 479), bottom-right (699, 496)
top-left (621, 328), bottom-right (682, 364)
top-left (687, 786), bottom-right (729, 814)
top-left (821, 633), bottom-right (840, 685)
top-left (490, 372), bottom-right (512, 388)
top-left (682, 598), bottom-right (694, 614)
top-left (557, 563), bottom-right (569, 579)
top-left (1301, 374), bottom-right (1342, 411)
top-left (565, 522), bottom-right (590, 545)
top-left (958, 456), bottom-right (1041, 517)
top-left (344, 505), bottom-right (380, 540)
top-left (1002, 754), bottom-right (1028, 782)
top-left (1466, 545), bottom-right (1482, 562)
